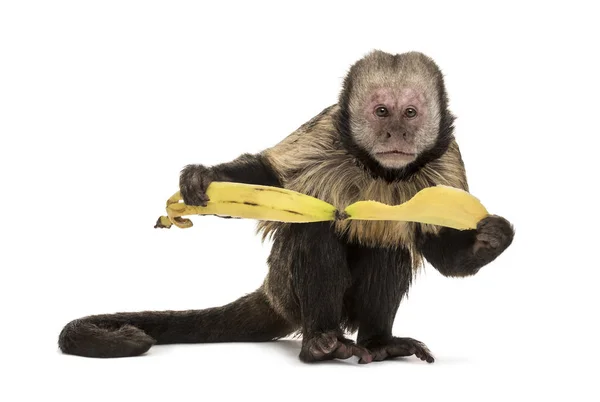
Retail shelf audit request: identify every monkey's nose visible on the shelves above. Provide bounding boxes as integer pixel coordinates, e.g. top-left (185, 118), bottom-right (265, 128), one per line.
top-left (386, 132), bottom-right (391, 138)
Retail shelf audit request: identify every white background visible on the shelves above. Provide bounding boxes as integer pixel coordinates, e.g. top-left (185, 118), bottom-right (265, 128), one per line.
top-left (1, 1), bottom-right (599, 401)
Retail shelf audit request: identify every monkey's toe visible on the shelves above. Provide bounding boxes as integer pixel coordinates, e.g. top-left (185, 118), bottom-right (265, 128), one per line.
top-left (310, 331), bottom-right (338, 356)
top-left (361, 337), bottom-right (434, 364)
top-left (300, 331), bottom-right (372, 363)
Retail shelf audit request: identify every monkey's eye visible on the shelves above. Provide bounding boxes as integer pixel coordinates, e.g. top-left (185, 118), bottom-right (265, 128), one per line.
top-left (375, 106), bottom-right (389, 117)
top-left (404, 107), bottom-right (418, 118)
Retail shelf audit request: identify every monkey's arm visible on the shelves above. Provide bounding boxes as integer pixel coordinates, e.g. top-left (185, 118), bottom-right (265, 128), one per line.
top-left (179, 153), bottom-right (281, 206)
top-left (211, 153), bottom-right (281, 187)
top-left (417, 215), bottom-right (514, 277)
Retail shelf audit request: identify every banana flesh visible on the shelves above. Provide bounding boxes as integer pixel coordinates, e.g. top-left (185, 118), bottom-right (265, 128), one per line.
top-left (155, 182), bottom-right (488, 230)
top-left (344, 185), bottom-right (488, 230)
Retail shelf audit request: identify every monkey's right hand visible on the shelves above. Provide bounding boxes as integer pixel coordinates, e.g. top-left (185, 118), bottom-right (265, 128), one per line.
top-left (179, 164), bottom-right (216, 207)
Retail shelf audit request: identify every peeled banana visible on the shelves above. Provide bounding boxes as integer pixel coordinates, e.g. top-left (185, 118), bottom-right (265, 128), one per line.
top-left (155, 182), bottom-right (489, 230)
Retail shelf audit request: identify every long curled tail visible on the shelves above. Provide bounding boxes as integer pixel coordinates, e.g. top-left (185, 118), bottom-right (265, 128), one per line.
top-left (58, 290), bottom-right (294, 358)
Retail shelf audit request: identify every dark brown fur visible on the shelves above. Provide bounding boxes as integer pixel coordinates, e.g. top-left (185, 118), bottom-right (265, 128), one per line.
top-left (59, 50), bottom-right (514, 363)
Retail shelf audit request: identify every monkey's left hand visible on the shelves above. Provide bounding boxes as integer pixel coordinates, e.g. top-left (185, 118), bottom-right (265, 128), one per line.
top-left (473, 215), bottom-right (514, 258)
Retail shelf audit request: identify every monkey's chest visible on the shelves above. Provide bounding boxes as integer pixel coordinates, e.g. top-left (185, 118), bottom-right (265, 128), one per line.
top-left (284, 163), bottom-right (434, 248)
top-left (335, 219), bottom-right (415, 248)
top-left (331, 184), bottom-right (420, 248)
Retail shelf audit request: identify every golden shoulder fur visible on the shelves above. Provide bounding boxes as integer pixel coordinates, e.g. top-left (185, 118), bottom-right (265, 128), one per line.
top-left (259, 105), bottom-right (468, 267)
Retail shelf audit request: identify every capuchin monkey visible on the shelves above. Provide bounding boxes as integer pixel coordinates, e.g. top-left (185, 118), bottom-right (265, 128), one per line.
top-left (59, 50), bottom-right (514, 363)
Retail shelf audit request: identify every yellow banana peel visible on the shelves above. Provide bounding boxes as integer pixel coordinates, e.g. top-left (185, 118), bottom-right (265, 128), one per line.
top-left (155, 182), bottom-right (489, 230)
top-left (344, 185), bottom-right (488, 230)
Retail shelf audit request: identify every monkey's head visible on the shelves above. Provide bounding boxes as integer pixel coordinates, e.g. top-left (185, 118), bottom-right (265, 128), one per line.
top-left (337, 50), bottom-right (455, 180)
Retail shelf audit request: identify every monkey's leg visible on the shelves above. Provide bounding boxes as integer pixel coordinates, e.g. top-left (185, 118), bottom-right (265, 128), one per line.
top-left (347, 245), bottom-right (434, 363)
top-left (58, 289), bottom-right (294, 358)
top-left (283, 223), bottom-right (371, 363)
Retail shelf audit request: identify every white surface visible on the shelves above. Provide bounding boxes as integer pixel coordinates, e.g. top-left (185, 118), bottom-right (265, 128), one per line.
top-left (1, 1), bottom-right (599, 401)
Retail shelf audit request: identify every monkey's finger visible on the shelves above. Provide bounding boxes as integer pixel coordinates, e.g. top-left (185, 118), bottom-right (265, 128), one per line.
top-left (186, 193), bottom-right (209, 207)
top-left (198, 192), bottom-right (210, 204)
top-left (179, 194), bottom-right (208, 207)
top-left (476, 233), bottom-right (499, 248)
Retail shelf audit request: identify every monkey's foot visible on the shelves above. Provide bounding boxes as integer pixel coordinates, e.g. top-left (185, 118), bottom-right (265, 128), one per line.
top-left (299, 331), bottom-right (373, 364)
top-left (360, 337), bottom-right (435, 364)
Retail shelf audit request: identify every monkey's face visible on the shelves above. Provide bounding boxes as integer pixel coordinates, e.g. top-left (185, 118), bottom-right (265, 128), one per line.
top-left (341, 51), bottom-right (447, 172)
top-left (352, 86), bottom-right (440, 169)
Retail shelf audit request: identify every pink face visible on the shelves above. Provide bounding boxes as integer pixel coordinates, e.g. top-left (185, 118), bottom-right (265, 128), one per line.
top-left (362, 87), bottom-right (429, 168)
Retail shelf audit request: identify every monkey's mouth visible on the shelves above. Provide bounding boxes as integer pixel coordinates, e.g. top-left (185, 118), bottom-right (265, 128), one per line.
top-left (374, 150), bottom-right (417, 166)
top-left (376, 150), bottom-right (416, 157)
